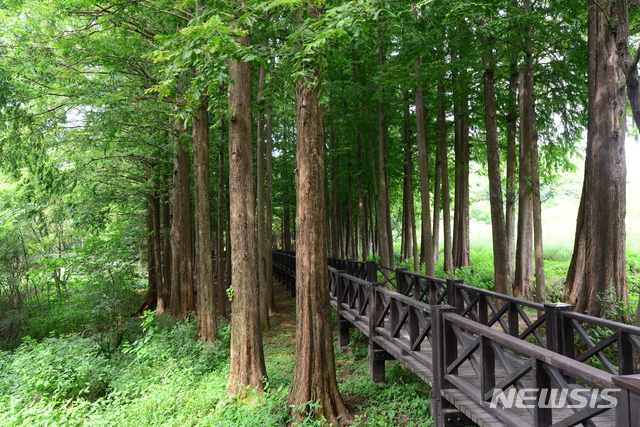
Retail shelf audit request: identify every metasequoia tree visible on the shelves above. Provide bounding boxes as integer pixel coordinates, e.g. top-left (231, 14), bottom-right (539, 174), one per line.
top-left (256, 60), bottom-right (271, 329)
top-left (190, 0), bottom-right (216, 343)
top-left (482, 31), bottom-right (510, 297)
top-left (227, 18), bottom-right (266, 393)
top-left (169, 122), bottom-right (195, 318)
top-left (288, 3), bottom-right (350, 424)
top-left (193, 95), bottom-right (216, 341)
top-left (563, 0), bottom-right (627, 317)
top-left (401, 92), bottom-right (419, 271)
top-left (415, 69), bottom-right (434, 275)
top-left (376, 39), bottom-right (394, 271)
top-left (450, 38), bottom-right (471, 270)
top-left (216, 117), bottom-right (228, 319)
top-left (437, 71), bottom-right (454, 274)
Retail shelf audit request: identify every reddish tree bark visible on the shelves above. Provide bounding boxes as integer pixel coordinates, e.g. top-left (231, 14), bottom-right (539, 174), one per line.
top-left (288, 5), bottom-right (351, 424)
top-left (563, 0), bottom-right (627, 317)
top-left (193, 97), bottom-right (216, 342)
top-left (227, 31), bottom-right (267, 395)
top-left (169, 122), bottom-right (195, 319)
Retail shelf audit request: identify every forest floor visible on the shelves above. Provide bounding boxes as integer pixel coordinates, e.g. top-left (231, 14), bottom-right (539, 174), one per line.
top-left (263, 279), bottom-right (433, 426)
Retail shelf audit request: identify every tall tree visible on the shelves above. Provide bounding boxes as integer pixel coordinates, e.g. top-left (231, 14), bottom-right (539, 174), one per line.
top-left (288, 4), bottom-right (350, 424)
top-left (482, 31), bottom-right (510, 297)
top-left (227, 17), bottom-right (266, 394)
top-left (513, 0), bottom-right (536, 300)
top-left (193, 94), bottom-right (217, 342)
top-left (376, 43), bottom-right (394, 271)
top-left (170, 122), bottom-right (195, 318)
top-left (401, 92), bottom-right (418, 271)
top-left (415, 73), bottom-right (434, 275)
top-left (452, 62), bottom-right (471, 270)
top-left (256, 60), bottom-right (271, 329)
top-left (505, 61), bottom-right (519, 290)
top-left (563, 0), bottom-right (627, 317)
top-left (438, 77), bottom-right (454, 273)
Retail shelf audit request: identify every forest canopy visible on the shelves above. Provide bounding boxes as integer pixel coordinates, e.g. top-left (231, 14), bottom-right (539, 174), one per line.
top-left (1, 0), bottom-right (639, 424)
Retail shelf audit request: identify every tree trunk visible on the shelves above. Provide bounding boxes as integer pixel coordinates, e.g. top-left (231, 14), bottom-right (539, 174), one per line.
top-left (415, 74), bottom-right (434, 275)
top-left (482, 38), bottom-right (510, 297)
top-left (357, 134), bottom-right (367, 261)
top-left (531, 122), bottom-right (545, 303)
top-left (170, 122), bottom-right (195, 319)
top-left (432, 148), bottom-right (441, 263)
top-left (159, 190), bottom-right (171, 313)
top-left (401, 100), bottom-right (418, 270)
top-left (401, 92), bottom-right (413, 262)
top-left (438, 80), bottom-right (453, 273)
top-left (216, 118), bottom-right (228, 318)
top-left (514, 43), bottom-right (535, 300)
top-left (329, 129), bottom-right (340, 257)
top-left (256, 62), bottom-right (270, 330)
top-left (377, 43), bottom-right (394, 271)
top-left (193, 97), bottom-right (217, 342)
top-left (288, 6), bottom-right (350, 424)
top-left (227, 32), bottom-right (266, 395)
top-left (619, 0), bottom-right (640, 337)
top-left (346, 155), bottom-right (356, 260)
top-left (266, 106), bottom-right (275, 314)
top-left (563, 0), bottom-right (627, 317)
top-left (135, 194), bottom-right (161, 315)
top-left (452, 69), bottom-right (470, 269)
top-left (505, 61), bottom-right (518, 292)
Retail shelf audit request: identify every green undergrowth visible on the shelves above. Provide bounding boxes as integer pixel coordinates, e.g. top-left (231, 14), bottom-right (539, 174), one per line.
top-left (0, 286), bottom-right (434, 427)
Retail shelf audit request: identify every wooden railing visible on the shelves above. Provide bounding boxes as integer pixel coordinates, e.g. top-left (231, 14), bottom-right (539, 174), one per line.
top-left (274, 250), bottom-right (640, 426)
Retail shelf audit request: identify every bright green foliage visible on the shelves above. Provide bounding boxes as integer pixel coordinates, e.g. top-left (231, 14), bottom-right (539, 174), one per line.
top-left (2, 334), bottom-right (112, 401)
top-left (0, 0), bottom-right (631, 424)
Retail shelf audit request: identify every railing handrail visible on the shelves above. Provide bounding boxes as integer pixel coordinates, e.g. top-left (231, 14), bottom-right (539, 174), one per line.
top-left (443, 311), bottom-right (616, 390)
top-left (454, 281), bottom-right (546, 311)
top-left (400, 269), bottom-right (448, 284)
top-left (374, 285), bottom-right (434, 313)
top-left (560, 309), bottom-right (640, 335)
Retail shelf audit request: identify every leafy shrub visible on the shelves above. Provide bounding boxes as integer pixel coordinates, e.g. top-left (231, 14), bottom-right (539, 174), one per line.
top-left (121, 311), bottom-right (230, 379)
top-left (434, 248), bottom-right (495, 291)
top-left (3, 334), bottom-right (112, 402)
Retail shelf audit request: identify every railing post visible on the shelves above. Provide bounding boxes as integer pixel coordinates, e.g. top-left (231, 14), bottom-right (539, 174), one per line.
top-left (478, 294), bottom-right (489, 325)
top-left (334, 270), bottom-right (351, 352)
top-left (427, 278), bottom-right (438, 305)
top-left (508, 302), bottom-right (519, 337)
top-left (366, 261), bottom-right (377, 283)
top-left (369, 281), bottom-right (391, 383)
top-left (409, 305), bottom-right (420, 351)
top-left (618, 331), bottom-right (634, 375)
top-left (613, 375), bottom-right (640, 427)
top-left (346, 258), bottom-right (355, 276)
top-left (390, 269), bottom-right (409, 332)
top-left (533, 359), bottom-right (552, 426)
top-left (288, 253), bottom-right (296, 297)
top-left (396, 268), bottom-right (409, 296)
top-left (446, 279), bottom-right (464, 314)
top-left (480, 335), bottom-right (495, 404)
top-left (544, 303), bottom-right (573, 355)
top-left (432, 305), bottom-right (473, 427)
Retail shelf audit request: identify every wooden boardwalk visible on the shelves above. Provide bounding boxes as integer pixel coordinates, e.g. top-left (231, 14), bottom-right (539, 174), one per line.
top-left (272, 251), bottom-right (640, 427)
